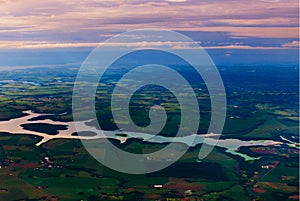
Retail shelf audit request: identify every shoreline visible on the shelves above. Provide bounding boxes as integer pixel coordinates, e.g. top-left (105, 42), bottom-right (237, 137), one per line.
top-left (0, 110), bottom-right (294, 161)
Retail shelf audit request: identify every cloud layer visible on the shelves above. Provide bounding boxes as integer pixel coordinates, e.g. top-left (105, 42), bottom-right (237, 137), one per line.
top-left (0, 0), bottom-right (298, 49)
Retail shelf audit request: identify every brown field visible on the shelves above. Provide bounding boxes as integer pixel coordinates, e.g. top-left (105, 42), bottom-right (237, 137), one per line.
top-left (164, 178), bottom-right (205, 192)
top-left (252, 187), bottom-right (266, 194)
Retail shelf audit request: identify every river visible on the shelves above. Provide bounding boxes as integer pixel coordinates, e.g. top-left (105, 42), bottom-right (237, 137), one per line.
top-left (0, 110), bottom-right (289, 161)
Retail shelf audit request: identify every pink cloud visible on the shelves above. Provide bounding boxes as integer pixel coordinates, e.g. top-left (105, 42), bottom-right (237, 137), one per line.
top-left (282, 41), bottom-right (300, 48)
top-left (0, 40), bottom-right (297, 50)
top-left (0, 0), bottom-right (298, 48)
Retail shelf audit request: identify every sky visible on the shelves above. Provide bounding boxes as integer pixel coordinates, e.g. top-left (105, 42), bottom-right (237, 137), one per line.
top-left (0, 0), bottom-right (298, 66)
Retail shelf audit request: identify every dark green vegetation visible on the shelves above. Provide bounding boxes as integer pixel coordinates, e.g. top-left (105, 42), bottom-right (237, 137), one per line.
top-left (0, 133), bottom-right (298, 201)
top-left (0, 65), bottom-right (298, 139)
top-left (0, 65), bottom-right (298, 200)
top-left (21, 123), bottom-right (68, 135)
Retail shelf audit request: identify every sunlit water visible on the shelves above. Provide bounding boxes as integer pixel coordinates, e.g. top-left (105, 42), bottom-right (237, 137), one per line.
top-left (0, 111), bottom-right (288, 161)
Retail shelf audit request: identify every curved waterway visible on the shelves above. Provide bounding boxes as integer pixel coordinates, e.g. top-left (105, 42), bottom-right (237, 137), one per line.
top-left (0, 111), bottom-right (286, 161)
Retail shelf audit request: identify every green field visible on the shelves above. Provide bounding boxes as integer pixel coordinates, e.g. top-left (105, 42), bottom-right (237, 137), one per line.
top-left (0, 66), bottom-right (298, 200)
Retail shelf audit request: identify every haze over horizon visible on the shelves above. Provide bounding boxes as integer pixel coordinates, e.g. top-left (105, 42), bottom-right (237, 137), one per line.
top-left (0, 0), bottom-right (298, 66)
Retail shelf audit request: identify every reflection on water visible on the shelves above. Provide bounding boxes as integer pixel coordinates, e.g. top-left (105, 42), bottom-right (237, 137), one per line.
top-left (0, 111), bottom-right (285, 161)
